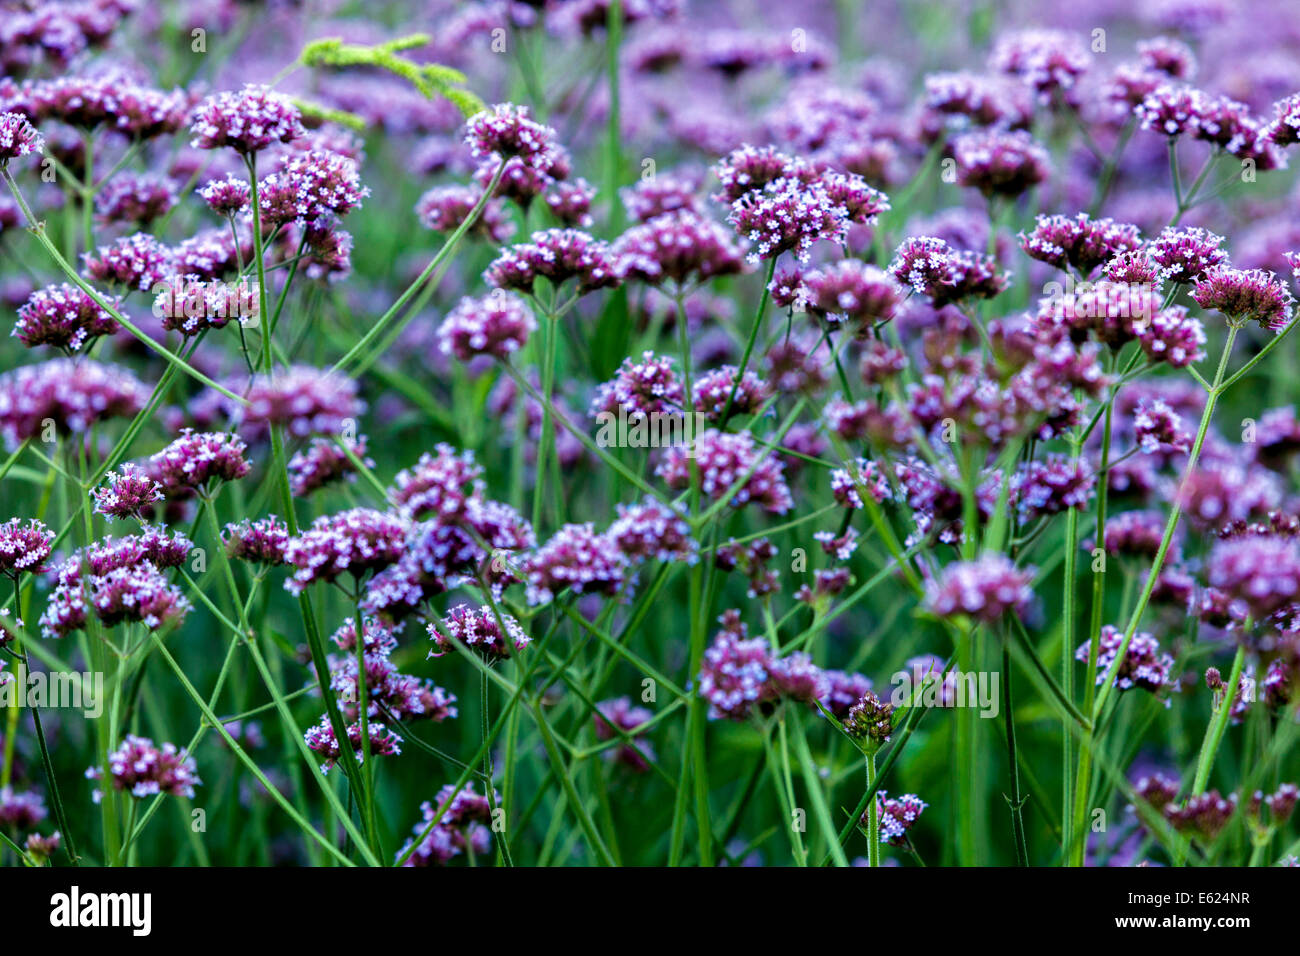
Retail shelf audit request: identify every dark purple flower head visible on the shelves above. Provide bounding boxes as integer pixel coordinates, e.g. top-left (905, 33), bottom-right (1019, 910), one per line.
top-left (242, 366), bottom-right (364, 439)
top-left (257, 148), bottom-right (368, 224)
top-left (712, 144), bottom-right (802, 203)
top-left (1148, 226), bottom-right (1227, 284)
top-left (197, 174), bottom-right (251, 216)
top-left (1264, 93), bottom-right (1300, 148)
top-left (1137, 36), bottom-right (1196, 78)
top-left (284, 508), bottom-right (409, 594)
top-left (92, 463), bottom-right (163, 521)
top-left (429, 603), bottom-right (530, 660)
top-left (1207, 535), bottom-right (1300, 621)
top-left (464, 103), bottom-right (560, 172)
top-left (621, 170), bottom-right (702, 222)
top-left (149, 428), bottom-right (251, 492)
top-left (544, 177), bottom-right (596, 228)
top-left (1077, 625), bottom-right (1174, 698)
top-left (0, 787), bottom-right (46, 828)
top-left (94, 172), bottom-right (176, 226)
top-left (0, 111), bottom-right (43, 163)
top-left (844, 690), bottom-right (894, 748)
top-left (0, 517), bottom-right (54, 576)
top-left (189, 84), bottom-right (304, 154)
top-left (725, 173), bottom-right (850, 264)
top-left (1020, 214), bottom-right (1143, 276)
top-left (437, 292), bottom-right (536, 362)
top-left (1133, 398), bottom-right (1192, 454)
top-left (607, 499), bottom-right (697, 564)
top-left (88, 735), bottom-right (200, 802)
top-left (991, 28), bottom-right (1091, 104)
top-left (802, 259), bottom-right (903, 328)
top-left (1096, 510), bottom-right (1172, 559)
top-left (222, 516), bottom-right (291, 565)
top-left (14, 283), bottom-right (121, 350)
top-left (288, 435), bottom-right (370, 497)
top-left (926, 554), bottom-right (1034, 624)
top-left (875, 792), bottom-right (927, 846)
top-left (830, 457), bottom-right (891, 509)
top-left (0, 358), bottom-right (147, 447)
top-left (44, 559), bottom-right (192, 638)
top-left (304, 717), bottom-right (402, 773)
top-left (951, 128), bottom-right (1050, 198)
top-left (923, 71), bottom-right (1032, 130)
top-left (389, 444), bottom-right (484, 522)
top-left (83, 233), bottom-right (173, 291)
top-left (692, 365), bottom-right (771, 421)
top-left (889, 236), bottom-right (1008, 307)
top-left (1191, 266), bottom-right (1295, 332)
top-left (415, 184), bottom-right (513, 242)
top-left (590, 351), bottom-right (683, 420)
top-left (523, 523), bottom-right (628, 605)
top-left (614, 210), bottom-right (746, 286)
top-left (657, 429), bottom-right (793, 514)
top-left (484, 228), bottom-right (622, 294)
top-left (1137, 306), bottom-right (1206, 368)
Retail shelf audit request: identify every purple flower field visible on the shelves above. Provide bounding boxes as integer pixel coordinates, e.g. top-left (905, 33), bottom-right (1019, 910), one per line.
top-left (0, 0), bottom-right (1298, 870)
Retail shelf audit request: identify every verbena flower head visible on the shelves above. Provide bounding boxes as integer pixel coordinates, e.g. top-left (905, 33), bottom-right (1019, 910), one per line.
top-left (437, 292), bottom-right (536, 361)
top-left (614, 210), bottom-right (746, 285)
top-left (197, 174), bottom-right (251, 216)
top-left (464, 103), bottom-right (560, 172)
top-left (1148, 226), bottom-right (1227, 284)
top-left (606, 499), bottom-right (697, 564)
top-left (830, 458), bottom-right (891, 509)
top-left (0, 517), bottom-right (54, 576)
top-left (0, 358), bottom-right (147, 447)
top-left (288, 435), bottom-right (370, 498)
top-left (802, 259), bottom-right (904, 328)
top-left (545, 177), bottom-right (597, 227)
top-left (242, 366), bottom-right (364, 439)
top-left (692, 365), bottom-right (771, 420)
top-left (149, 428), bottom-right (251, 492)
top-left (284, 508), bottom-right (409, 594)
top-left (657, 429), bottom-right (793, 514)
top-left (304, 716), bottom-right (402, 773)
top-left (1207, 535), bottom-right (1300, 621)
top-left (621, 170), bottom-right (702, 221)
top-left (1077, 625), bottom-right (1175, 698)
top-left (1020, 214), bottom-right (1143, 276)
top-left (189, 84), bottom-right (304, 154)
top-left (88, 735), bottom-right (200, 802)
top-left (429, 603), bottom-right (530, 660)
top-left (0, 787), bottom-right (46, 828)
top-left (523, 523), bottom-right (629, 605)
top-left (951, 128), bottom-right (1050, 198)
top-left (590, 351), bottom-right (683, 420)
top-left (92, 463), bottom-right (164, 521)
top-left (1264, 93), bottom-right (1300, 148)
top-left (844, 690), bottom-right (894, 748)
top-left (725, 172), bottom-right (850, 264)
top-left (415, 184), bottom-right (513, 242)
top-left (222, 516), bottom-right (291, 565)
top-left (397, 783), bottom-right (496, 866)
top-left (389, 445), bottom-right (484, 522)
top-left (991, 28), bottom-right (1091, 103)
top-left (0, 110), bottom-right (43, 165)
top-left (95, 172), bottom-right (177, 226)
top-left (1133, 398), bottom-right (1193, 454)
top-left (1191, 266), bottom-right (1295, 332)
top-left (484, 229), bottom-right (622, 294)
top-left (889, 236), bottom-right (1008, 307)
top-left (14, 283), bottom-right (121, 350)
top-left (83, 233), bottom-right (173, 291)
top-left (257, 148), bottom-right (368, 224)
top-left (43, 558), bottom-right (192, 638)
top-left (875, 792), bottom-right (927, 846)
top-left (926, 554), bottom-right (1035, 623)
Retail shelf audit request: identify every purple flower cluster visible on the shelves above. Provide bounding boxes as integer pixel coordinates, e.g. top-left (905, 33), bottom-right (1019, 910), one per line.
top-left (88, 735), bottom-right (200, 802)
top-left (14, 283), bottom-right (121, 351)
top-left (657, 429), bottom-right (793, 514)
top-left (429, 603), bottom-right (530, 660)
top-left (925, 555), bottom-right (1035, 624)
top-left (437, 292), bottom-right (536, 361)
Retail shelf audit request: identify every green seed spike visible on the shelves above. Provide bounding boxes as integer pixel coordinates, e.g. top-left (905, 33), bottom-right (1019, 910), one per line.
top-left (297, 35), bottom-right (485, 119)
